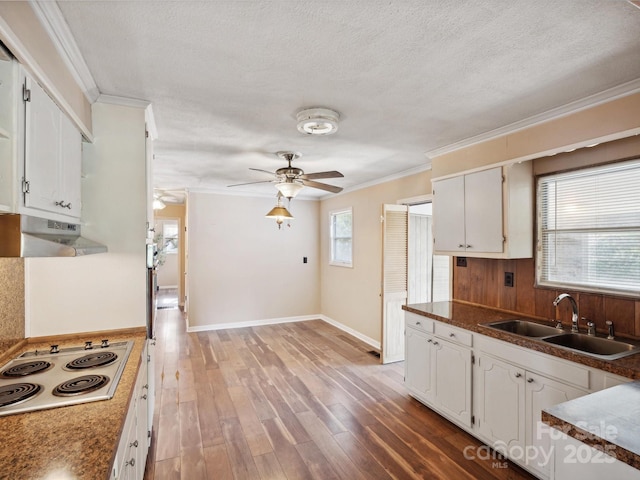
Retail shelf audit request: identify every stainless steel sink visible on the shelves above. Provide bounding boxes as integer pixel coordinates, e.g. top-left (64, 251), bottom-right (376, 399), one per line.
top-left (542, 333), bottom-right (640, 360)
top-left (484, 319), bottom-right (562, 338)
top-left (482, 319), bottom-right (640, 360)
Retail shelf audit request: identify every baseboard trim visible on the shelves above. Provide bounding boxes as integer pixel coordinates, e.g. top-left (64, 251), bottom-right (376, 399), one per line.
top-left (185, 315), bottom-right (318, 332)
top-left (184, 313), bottom-right (381, 350)
top-left (318, 315), bottom-right (381, 350)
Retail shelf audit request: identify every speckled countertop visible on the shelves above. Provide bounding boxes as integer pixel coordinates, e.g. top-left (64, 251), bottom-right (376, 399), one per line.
top-left (0, 328), bottom-right (147, 480)
top-left (404, 301), bottom-right (640, 470)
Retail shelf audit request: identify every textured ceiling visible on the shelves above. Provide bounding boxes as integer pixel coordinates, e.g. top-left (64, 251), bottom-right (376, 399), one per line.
top-left (55, 1), bottom-right (640, 201)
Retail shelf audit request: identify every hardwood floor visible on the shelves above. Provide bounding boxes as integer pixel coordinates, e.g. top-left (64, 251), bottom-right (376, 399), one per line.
top-left (144, 308), bottom-right (535, 480)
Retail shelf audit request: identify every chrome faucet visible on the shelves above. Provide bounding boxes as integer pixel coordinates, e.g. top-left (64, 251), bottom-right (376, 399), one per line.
top-left (553, 293), bottom-right (579, 333)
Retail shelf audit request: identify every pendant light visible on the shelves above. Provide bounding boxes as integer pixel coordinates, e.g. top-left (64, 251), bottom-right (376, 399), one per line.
top-left (265, 194), bottom-right (293, 229)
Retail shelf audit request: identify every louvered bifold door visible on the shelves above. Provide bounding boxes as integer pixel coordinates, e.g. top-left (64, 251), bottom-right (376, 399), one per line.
top-left (381, 204), bottom-right (408, 364)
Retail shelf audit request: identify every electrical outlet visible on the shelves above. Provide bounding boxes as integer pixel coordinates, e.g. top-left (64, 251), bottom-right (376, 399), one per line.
top-left (504, 272), bottom-right (514, 287)
top-left (456, 257), bottom-right (467, 267)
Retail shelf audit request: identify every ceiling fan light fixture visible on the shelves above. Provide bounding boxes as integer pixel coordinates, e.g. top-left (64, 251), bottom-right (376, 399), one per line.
top-left (153, 198), bottom-right (166, 210)
top-left (275, 180), bottom-right (304, 199)
top-left (296, 107), bottom-right (340, 136)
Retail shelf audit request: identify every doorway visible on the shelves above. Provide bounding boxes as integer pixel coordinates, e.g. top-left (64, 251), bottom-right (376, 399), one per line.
top-left (155, 218), bottom-right (180, 310)
top-left (408, 203), bottom-right (450, 304)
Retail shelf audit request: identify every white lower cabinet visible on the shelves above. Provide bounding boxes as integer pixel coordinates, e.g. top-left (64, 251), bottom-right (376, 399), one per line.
top-left (112, 341), bottom-right (151, 480)
top-left (405, 318), bottom-right (472, 429)
top-left (404, 312), bottom-right (635, 480)
top-left (526, 372), bottom-right (587, 477)
top-left (476, 354), bottom-right (526, 452)
top-left (476, 353), bottom-right (587, 478)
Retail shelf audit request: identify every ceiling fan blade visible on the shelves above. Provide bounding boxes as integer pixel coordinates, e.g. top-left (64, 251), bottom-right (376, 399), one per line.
top-left (301, 179), bottom-right (343, 193)
top-left (227, 180), bottom-right (275, 187)
top-left (300, 170), bottom-right (344, 180)
top-left (249, 168), bottom-right (277, 176)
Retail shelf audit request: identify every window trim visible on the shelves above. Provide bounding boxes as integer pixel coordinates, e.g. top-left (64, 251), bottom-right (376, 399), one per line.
top-left (535, 158), bottom-right (640, 298)
top-left (329, 207), bottom-right (353, 268)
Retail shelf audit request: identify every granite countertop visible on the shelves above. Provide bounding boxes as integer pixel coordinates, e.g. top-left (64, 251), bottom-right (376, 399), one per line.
top-left (0, 328), bottom-right (147, 480)
top-left (404, 301), bottom-right (640, 470)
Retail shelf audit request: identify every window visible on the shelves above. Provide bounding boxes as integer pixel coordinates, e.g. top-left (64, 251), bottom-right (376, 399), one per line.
top-left (330, 208), bottom-right (353, 267)
top-left (537, 159), bottom-right (640, 297)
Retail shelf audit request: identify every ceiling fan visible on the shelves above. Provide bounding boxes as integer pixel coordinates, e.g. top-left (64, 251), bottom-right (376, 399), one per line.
top-left (228, 151), bottom-right (344, 198)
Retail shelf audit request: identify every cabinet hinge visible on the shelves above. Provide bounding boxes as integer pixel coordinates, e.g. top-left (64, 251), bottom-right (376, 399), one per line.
top-left (471, 354), bottom-right (475, 365)
top-left (23, 84), bottom-right (31, 102)
top-left (21, 178), bottom-right (30, 194)
top-left (471, 415), bottom-right (475, 425)
top-left (145, 130), bottom-right (149, 138)
top-left (147, 354), bottom-right (151, 363)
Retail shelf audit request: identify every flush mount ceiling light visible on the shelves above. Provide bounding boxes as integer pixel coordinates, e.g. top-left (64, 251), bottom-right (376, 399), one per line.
top-left (296, 107), bottom-right (340, 136)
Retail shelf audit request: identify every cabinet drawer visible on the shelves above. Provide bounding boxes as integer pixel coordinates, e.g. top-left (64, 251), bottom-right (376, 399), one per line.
top-left (434, 322), bottom-right (472, 347)
top-left (405, 313), bottom-right (433, 333)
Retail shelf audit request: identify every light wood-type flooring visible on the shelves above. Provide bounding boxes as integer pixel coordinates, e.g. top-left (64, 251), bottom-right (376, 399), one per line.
top-left (144, 306), bottom-right (535, 480)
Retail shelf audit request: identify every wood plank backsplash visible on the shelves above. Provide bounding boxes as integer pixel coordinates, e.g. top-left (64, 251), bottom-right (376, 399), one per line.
top-left (0, 258), bottom-right (25, 354)
top-left (453, 257), bottom-right (640, 340)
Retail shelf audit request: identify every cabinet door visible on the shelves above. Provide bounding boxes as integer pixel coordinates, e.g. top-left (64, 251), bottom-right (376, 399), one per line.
top-left (405, 327), bottom-right (434, 402)
top-left (433, 338), bottom-right (472, 427)
top-left (433, 174), bottom-right (465, 252)
top-left (526, 373), bottom-right (587, 477)
top-left (464, 167), bottom-right (503, 253)
top-left (24, 77), bottom-right (61, 213)
top-left (476, 354), bottom-right (525, 452)
top-left (59, 113), bottom-right (82, 218)
top-left (24, 76), bottom-right (81, 220)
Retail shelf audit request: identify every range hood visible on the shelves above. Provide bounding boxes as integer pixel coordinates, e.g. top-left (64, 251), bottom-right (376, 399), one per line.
top-left (0, 214), bottom-right (108, 257)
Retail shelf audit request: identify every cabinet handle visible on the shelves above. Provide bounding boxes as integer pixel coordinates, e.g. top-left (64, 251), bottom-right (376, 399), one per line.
top-left (515, 373), bottom-right (522, 378)
top-left (129, 440), bottom-right (138, 448)
top-left (427, 339), bottom-right (432, 343)
top-left (55, 200), bottom-right (72, 209)
top-left (416, 321), bottom-right (421, 326)
top-left (433, 341), bottom-right (439, 346)
top-left (125, 458), bottom-right (136, 467)
top-left (141, 394), bottom-right (148, 400)
top-left (466, 244), bottom-right (472, 248)
top-left (449, 333), bottom-right (455, 338)
top-left (458, 244), bottom-right (465, 248)
top-left (527, 378), bottom-right (534, 383)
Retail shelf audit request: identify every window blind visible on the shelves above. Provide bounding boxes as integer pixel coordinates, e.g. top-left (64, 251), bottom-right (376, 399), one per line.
top-left (537, 158), bottom-right (640, 296)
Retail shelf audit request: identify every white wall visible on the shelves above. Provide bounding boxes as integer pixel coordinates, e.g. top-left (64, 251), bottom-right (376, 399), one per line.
top-left (186, 192), bottom-right (320, 329)
top-left (157, 253), bottom-right (179, 288)
top-left (25, 102), bottom-right (147, 336)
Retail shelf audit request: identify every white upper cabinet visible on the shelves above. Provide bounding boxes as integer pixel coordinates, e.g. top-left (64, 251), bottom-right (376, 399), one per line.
top-left (432, 162), bottom-right (533, 259)
top-left (23, 75), bottom-right (82, 220)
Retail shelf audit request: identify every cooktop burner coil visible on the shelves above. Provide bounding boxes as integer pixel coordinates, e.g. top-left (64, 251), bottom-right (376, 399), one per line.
top-left (65, 351), bottom-right (117, 370)
top-left (1, 361), bottom-right (53, 378)
top-left (52, 375), bottom-right (110, 397)
top-left (0, 383), bottom-right (43, 407)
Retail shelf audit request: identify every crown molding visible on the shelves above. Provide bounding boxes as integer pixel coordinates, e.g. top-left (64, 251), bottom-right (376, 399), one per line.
top-left (30, 1), bottom-right (99, 103)
top-left (425, 78), bottom-right (640, 160)
top-left (319, 160), bottom-right (432, 200)
top-left (0, 11), bottom-right (93, 141)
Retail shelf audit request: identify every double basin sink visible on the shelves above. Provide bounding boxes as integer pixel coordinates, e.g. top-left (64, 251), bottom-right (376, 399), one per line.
top-left (483, 319), bottom-right (640, 360)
